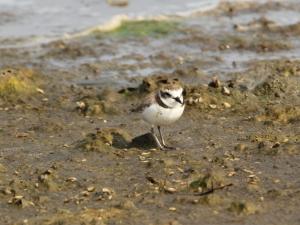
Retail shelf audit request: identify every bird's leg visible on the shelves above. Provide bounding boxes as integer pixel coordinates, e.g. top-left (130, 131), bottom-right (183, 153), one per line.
top-left (150, 126), bottom-right (164, 150)
top-left (157, 126), bottom-right (176, 150)
top-left (157, 126), bottom-right (166, 146)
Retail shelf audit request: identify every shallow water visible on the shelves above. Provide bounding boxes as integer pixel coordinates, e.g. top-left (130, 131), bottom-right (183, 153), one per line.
top-left (0, 0), bottom-right (218, 42)
top-left (1, 0), bottom-right (300, 88)
top-left (2, 0), bottom-right (299, 46)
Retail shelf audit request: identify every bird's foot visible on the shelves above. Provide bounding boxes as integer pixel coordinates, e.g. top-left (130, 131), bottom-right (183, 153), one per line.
top-left (151, 127), bottom-right (178, 151)
top-left (161, 144), bottom-right (177, 151)
top-left (150, 133), bottom-right (165, 150)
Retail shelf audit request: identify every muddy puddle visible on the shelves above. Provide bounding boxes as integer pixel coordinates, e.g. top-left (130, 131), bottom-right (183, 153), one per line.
top-left (0, 1), bottom-right (300, 225)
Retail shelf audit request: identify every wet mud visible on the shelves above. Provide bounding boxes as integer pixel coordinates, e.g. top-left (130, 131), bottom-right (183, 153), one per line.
top-left (0, 1), bottom-right (300, 225)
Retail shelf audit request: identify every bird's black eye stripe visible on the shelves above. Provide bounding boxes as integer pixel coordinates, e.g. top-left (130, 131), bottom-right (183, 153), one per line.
top-left (161, 91), bottom-right (171, 98)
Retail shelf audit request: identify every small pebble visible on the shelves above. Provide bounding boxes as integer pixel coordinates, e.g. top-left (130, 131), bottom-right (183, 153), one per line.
top-left (36, 88), bottom-right (45, 94)
top-left (141, 152), bottom-right (151, 156)
top-left (87, 186), bottom-right (95, 192)
top-left (223, 102), bottom-right (231, 108)
top-left (222, 86), bottom-right (231, 95)
top-left (164, 187), bottom-right (177, 193)
top-left (209, 77), bottom-right (221, 88)
top-left (76, 101), bottom-right (86, 109)
top-left (228, 171), bottom-right (236, 177)
top-left (235, 143), bottom-right (247, 151)
top-left (102, 188), bottom-right (112, 193)
top-left (66, 177), bottom-right (77, 182)
top-left (15, 195), bottom-right (24, 200)
top-left (2, 187), bottom-right (11, 195)
top-left (187, 97), bottom-right (194, 105)
top-left (139, 156), bottom-right (146, 161)
top-left (81, 191), bottom-right (90, 197)
top-left (209, 104), bottom-right (217, 109)
top-left (272, 142), bottom-right (280, 148)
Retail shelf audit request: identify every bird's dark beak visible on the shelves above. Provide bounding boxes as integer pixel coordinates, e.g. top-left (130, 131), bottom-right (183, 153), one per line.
top-left (174, 97), bottom-right (183, 105)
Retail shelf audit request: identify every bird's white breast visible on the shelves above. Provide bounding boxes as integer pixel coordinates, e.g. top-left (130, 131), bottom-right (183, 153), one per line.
top-left (142, 103), bottom-right (185, 126)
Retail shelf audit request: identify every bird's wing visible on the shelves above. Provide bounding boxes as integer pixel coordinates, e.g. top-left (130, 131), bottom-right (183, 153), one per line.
top-left (131, 93), bottom-right (155, 112)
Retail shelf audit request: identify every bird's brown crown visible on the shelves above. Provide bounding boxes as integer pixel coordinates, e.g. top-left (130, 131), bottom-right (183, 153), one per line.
top-left (157, 78), bottom-right (182, 91)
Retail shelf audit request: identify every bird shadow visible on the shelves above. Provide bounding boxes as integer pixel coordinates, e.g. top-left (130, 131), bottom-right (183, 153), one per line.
top-left (129, 133), bottom-right (158, 150)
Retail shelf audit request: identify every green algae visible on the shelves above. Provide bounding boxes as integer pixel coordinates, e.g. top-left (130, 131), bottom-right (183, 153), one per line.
top-left (256, 105), bottom-right (300, 124)
top-left (77, 128), bottom-right (132, 151)
top-left (0, 68), bottom-right (38, 101)
top-left (104, 20), bottom-right (180, 38)
top-left (228, 201), bottom-right (259, 215)
top-left (189, 171), bottom-right (228, 193)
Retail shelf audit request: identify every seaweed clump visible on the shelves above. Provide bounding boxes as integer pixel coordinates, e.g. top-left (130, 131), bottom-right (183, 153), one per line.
top-left (104, 20), bottom-right (179, 38)
top-left (77, 128), bottom-right (132, 151)
top-left (0, 68), bottom-right (39, 102)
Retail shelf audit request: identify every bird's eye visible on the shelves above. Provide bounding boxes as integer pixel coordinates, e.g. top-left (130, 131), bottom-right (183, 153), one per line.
top-left (161, 91), bottom-right (171, 98)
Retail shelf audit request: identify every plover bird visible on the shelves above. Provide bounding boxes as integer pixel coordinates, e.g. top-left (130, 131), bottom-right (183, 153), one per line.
top-left (134, 79), bottom-right (185, 150)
